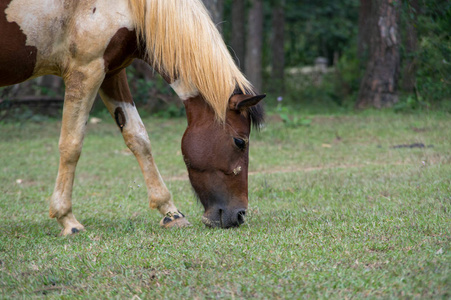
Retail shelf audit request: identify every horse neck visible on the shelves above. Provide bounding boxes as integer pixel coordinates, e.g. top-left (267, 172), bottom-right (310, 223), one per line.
top-left (183, 96), bottom-right (215, 127)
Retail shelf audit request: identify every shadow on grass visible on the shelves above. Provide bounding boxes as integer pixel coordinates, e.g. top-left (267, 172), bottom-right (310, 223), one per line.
top-left (0, 215), bottom-right (164, 239)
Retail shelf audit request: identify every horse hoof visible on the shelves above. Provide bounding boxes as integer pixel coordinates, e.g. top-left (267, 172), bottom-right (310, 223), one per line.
top-left (160, 211), bottom-right (191, 228)
top-left (59, 226), bottom-right (85, 236)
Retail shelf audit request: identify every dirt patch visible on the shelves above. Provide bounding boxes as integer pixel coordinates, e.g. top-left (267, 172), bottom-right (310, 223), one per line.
top-left (391, 143), bottom-right (434, 149)
top-left (165, 162), bottom-right (411, 182)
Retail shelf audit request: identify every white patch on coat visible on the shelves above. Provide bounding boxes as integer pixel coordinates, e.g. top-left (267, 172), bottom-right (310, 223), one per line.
top-left (232, 165), bottom-right (242, 176)
top-left (170, 79), bottom-right (199, 100)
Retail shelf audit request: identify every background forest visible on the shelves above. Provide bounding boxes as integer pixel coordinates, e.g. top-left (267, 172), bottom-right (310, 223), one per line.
top-left (0, 0), bottom-right (450, 118)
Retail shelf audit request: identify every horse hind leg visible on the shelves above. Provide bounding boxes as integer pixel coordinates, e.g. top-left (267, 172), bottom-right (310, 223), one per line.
top-left (99, 69), bottom-right (190, 228)
top-left (49, 66), bottom-right (104, 236)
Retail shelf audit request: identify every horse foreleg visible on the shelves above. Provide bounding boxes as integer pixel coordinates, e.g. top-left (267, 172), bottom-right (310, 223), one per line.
top-left (49, 66), bottom-right (104, 236)
top-left (99, 69), bottom-right (190, 228)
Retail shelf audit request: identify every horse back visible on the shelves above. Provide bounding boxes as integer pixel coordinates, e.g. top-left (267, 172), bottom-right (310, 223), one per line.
top-left (0, 0), bottom-right (136, 87)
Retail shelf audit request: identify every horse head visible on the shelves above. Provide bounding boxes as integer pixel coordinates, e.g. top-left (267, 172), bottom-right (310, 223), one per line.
top-left (182, 93), bottom-right (265, 228)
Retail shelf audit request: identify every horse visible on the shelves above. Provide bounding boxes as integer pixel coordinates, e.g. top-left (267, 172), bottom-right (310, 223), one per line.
top-left (0, 0), bottom-right (265, 235)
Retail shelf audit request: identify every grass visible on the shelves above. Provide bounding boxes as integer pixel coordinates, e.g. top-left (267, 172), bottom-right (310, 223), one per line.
top-left (0, 107), bottom-right (450, 298)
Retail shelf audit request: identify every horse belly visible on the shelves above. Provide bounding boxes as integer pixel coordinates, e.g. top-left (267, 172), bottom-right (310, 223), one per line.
top-left (0, 0), bottom-right (37, 86)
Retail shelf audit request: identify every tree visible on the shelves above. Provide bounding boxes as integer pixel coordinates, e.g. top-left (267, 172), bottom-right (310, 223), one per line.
top-left (358, 0), bottom-right (372, 60)
top-left (230, 0), bottom-right (246, 69)
top-left (356, 0), bottom-right (400, 109)
top-left (401, 0), bottom-right (419, 93)
top-left (284, 0), bottom-right (359, 68)
top-left (202, 0), bottom-right (225, 33)
top-left (270, 0), bottom-right (286, 94)
top-left (245, 0), bottom-right (264, 92)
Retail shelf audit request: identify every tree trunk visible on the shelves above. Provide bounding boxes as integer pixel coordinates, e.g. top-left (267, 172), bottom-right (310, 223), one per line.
top-left (356, 0), bottom-right (400, 109)
top-left (401, 0), bottom-right (419, 93)
top-left (358, 0), bottom-right (372, 60)
top-left (202, 0), bottom-right (225, 33)
top-left (231, 0), bottom-right (246, 69)
top-left (245, 0), bottom-right (264, 93)
top-left (270, 0), bottom-right (286, 95)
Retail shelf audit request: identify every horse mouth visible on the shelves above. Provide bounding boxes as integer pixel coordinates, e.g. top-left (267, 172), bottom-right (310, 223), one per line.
top-left (202, 208), bottom-right (223, 227)
top-left (202, 215), bottom-right (222, 228)
top-left (202, 208), bottom-right (246, 228)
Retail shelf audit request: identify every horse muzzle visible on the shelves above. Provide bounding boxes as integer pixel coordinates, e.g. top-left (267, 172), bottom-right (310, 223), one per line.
top-left (202, 207), bottom-right (246, 228)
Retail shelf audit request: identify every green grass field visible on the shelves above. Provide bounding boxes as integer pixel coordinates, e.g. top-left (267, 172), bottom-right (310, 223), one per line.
top-left (0, 108), bottom-right (450, 298)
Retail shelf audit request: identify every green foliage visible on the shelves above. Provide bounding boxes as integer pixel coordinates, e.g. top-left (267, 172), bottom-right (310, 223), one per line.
top-left (223, 0), bottom-right (359, 68)
top-left (401, 0), bottom-right (451, 106)
top-left (393, 94), bottom-right (429, 112)
top-left (269, 71), bottom-right (352, 115)
top-left (152, 104), bottom-right (186, 119)
top-left (31, 84), bottom-right (60, 98)
top-left (279, 0), bottom-right (449, 108)
top-left (126, 65), bottom-right (174, 103)
top-left (415, 34), bottom-right (451, 105)
top-left (256, 0), bottom-right (364, 109)
top-left (333, 44), bottom-right (363, 103)
top-left (276, 101), bottom-right (312, 127)
top-left (0, 106), bottom-right (52, 123)
top-left (284, 0), bottom-right (359, 67)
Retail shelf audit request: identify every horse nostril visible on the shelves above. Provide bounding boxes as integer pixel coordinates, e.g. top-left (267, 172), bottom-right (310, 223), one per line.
top-left (237, 210), bottom-right (246, 225)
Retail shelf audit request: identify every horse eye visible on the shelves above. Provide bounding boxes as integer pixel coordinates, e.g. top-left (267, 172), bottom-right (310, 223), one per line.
top-left (233, 138), bottom-right (246, 150)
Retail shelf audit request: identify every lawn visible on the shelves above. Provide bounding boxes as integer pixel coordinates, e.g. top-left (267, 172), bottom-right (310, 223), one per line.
top-left (0, 108), bottom-right (450, 298)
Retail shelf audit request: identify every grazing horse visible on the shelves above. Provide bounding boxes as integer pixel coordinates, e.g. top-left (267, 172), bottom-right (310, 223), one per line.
top-left (0, 0), bottom-right (264, 234)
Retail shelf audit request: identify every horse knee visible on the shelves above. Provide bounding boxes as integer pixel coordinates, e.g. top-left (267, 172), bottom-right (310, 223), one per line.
top-left (59, 137), bottom-right (83, 164)
top-left (124, 132), bottom-right (151, 155)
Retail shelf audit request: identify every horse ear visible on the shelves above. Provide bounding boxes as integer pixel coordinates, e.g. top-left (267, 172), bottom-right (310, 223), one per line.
top-left (229, 94), bottom-right (266, 111)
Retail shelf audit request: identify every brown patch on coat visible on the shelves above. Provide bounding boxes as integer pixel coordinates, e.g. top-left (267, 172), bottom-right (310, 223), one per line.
top-left (100, 69), bottom-right (134, 105)
top-left (103, 27), bottom-right (140, 76)
top-left (114, 107), bottom-right (126, 131)
top-left (0, 0), bottom-right (37, 86)
top-left (101, 27), bottom-right (141, 104)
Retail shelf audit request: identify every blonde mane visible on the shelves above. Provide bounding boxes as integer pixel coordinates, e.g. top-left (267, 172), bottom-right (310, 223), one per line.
top-left (128, 0), bottom-right (255, 123)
